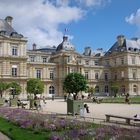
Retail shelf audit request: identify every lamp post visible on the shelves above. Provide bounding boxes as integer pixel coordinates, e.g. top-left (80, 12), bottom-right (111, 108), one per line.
top-left (10, 87), bottom-right (16, 99)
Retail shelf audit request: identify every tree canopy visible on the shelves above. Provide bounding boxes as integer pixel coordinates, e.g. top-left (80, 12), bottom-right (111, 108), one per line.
top-left (0, 82), bottom-right (9, 98)
top-left (111, 84), bottom-right (119, 97)
top-left (27, 78), bottom-right (44, 95)
top-left (87, 86), bottom-right (95, 94)
top-left (63, 72), bottom-right (87, 95)
top-left (9, 82), bottom-right (21, 98)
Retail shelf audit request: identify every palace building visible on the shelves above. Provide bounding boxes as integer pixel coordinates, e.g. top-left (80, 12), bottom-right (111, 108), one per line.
top-left (0, 16), bottom-right (140, 97)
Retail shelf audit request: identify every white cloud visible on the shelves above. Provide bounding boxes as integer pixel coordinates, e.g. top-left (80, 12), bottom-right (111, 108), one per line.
top-left (76, 0), bottom-right (111, 7)
top-left (0, 0), bottom-right (109, 48)
top-left (126, 9), bottom-right (140, 34)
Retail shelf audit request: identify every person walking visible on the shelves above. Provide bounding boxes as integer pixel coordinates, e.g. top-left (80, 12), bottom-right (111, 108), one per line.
top-left (84, 104), bottom-right (90, 113)
top-left (125, 93), bottom-right (130, 104)
top-left (42, 96), bottom-right (46, 104)
top-left (64, 93), bottom-right (67, 101)
top-left (52, 94), bottom-right (54, 101)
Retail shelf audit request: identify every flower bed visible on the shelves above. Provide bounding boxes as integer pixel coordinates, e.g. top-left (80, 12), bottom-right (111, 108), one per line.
top-left (0, 107), bottom-right (140, 140)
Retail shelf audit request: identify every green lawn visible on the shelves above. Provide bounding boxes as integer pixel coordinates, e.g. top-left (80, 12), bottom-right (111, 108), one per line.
top-left (0, 117), bottom-right (50, 140)
top-left (103, 96), bottom-right (140, 100)
top-left (101, 96), bottom-right (140, 103)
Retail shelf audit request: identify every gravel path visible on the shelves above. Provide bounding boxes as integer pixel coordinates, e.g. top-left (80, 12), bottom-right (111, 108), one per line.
top-left (40, 99), bottom-right (140, 123)
top-left (0, 132), bottom-right (10, 140)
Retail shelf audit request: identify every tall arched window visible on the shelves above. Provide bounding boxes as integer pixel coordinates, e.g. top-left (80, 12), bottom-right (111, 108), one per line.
top-left (105, 85), bottom-right (108, 93)
top-left (49, 86), bottom-right (55, 94)
top-left (133, 85), bottom-right (137, 93)
top-left (95, 86), bottom-right (99, 93)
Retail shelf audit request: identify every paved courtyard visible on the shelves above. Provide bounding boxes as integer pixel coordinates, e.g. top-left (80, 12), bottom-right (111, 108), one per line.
top-left (40, 99), bottom-right (140, 123)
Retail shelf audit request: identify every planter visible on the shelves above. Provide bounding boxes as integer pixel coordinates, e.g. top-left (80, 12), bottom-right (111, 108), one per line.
top-left (0, 98), bottom-right (4, 106)
top-left (29, 99), bottom-right (40, 109)
top-left (9, 98), bottom-right (17, 106)
top-left (67, 99), bottom-right (84, 116)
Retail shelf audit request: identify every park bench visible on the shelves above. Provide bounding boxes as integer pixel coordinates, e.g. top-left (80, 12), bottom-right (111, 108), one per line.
top-left (105, 114), bottom-right (140, 125)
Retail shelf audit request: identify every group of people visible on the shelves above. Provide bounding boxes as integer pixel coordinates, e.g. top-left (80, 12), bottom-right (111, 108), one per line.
top-left (2, 95), bottom-right (47, 110)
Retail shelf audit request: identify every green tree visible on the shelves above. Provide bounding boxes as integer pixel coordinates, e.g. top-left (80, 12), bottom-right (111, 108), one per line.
top-left (9, 82), bottom-right (21, 98)
top-left (27, 78), bottom-right (44, 96)
top-left (0, 82), bottom-right (9, 98)
top-left (111, 84), bottom-right (119, 97)
top-left (63, 72), bottom-right (87, 100)
top-left (87, 86), bottom-right (95, 95)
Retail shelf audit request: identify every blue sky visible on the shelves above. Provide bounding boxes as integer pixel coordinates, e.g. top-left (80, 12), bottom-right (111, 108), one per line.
top-left (61, 0), bottom-right (140, 53)
top-left (0, 0), bottom-right (140, 53)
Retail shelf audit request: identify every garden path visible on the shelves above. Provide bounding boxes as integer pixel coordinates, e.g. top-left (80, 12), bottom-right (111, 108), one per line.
top-left (40, 98), bottom-right (140, 124)
top-left (0, 132), bottom-right (10, 140)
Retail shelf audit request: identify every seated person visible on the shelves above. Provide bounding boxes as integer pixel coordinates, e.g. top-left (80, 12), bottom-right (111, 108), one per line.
top-left (17, 99), bottom-right (22, 108)
top-left (134, 114), bottom-right (140, 121)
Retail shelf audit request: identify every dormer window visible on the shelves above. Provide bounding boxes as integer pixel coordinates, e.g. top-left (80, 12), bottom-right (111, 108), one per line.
top-left (0, 30), bottom-right (6, 35)
top-left (134, 48), bottom-right (138, 51)
top-left (129, 47), bottom-right (133, 51)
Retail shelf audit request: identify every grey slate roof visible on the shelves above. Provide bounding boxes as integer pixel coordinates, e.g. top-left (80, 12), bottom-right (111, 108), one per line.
top-left (56, 36), bottom-right (75, 52)
top-left (0, 19), bottom-right (23, 38)
top-left (35, 46), bottom-right (56, 53)
top-left (105, 38), bottom-right (140, 56)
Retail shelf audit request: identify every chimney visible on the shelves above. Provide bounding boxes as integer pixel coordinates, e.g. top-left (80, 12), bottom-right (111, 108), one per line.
top-left (84, 47), bottom-right (92, 56)
top-left (5, 16), bottom-right (13, 26)
top-left (117, 35), bottom-right (125, 46)
top-left (32, 43), bottom-right (37, 50)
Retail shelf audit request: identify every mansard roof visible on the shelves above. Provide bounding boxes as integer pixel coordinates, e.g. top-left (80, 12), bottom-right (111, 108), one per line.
top-left (105, 35), bottom-right (140, 56)
top-left (35, 46), bottom-right (56, 53)
top-left (0, 18), bottom-right (23, 38)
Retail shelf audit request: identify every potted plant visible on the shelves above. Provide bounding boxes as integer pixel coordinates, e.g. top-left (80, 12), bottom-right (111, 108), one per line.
top-left (9, 82), bottom-right (21, 106)
top-left (27, 78), bottom-right (44, 109)
top-left (63, 72), bottom-right (87, 115)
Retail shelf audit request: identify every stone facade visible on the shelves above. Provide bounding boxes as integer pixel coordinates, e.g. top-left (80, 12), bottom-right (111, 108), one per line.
top-left (0, 16), bottom-right (140, 97)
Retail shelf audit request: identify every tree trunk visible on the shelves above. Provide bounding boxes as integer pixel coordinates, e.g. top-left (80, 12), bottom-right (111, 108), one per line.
top-left (0, 91), bottom-right (2, 98)
top-left (73, 94), bottom-right (77, 100)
